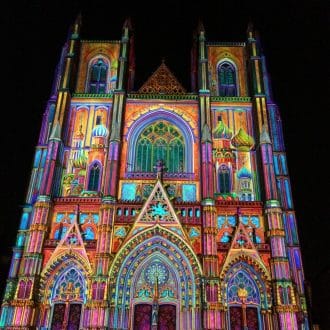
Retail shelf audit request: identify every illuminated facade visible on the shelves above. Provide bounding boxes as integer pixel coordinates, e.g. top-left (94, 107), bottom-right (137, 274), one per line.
top-left (0, 16), bottom-right (310, 329)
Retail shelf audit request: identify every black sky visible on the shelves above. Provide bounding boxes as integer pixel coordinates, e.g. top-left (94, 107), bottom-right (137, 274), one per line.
top-left (2, 0), bottom-right (329, 327)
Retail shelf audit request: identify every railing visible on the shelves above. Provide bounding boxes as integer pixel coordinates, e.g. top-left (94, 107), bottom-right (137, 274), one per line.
top-left (211, 96), bottom-right (251, 102)
top-left (217, 242), bottom-right (270, 251)
top-left (44, 239), bottom-right (97, 249)
top-left (127, 93), bottom-right (198, 100)
top-left (126, 172), bottom-right (195, 180)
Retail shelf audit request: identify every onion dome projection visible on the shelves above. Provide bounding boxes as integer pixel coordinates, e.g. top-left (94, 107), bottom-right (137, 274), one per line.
top-left (231, 128), bottom-right (255, 151)
top-left (237, 166), bottom-right (252, 179)
top-left (91, 124), bottom-right (108, 138)
top-left (72, 151), bottom-right (87, 168)
top-left (213, 119), bottom-right (233, 139)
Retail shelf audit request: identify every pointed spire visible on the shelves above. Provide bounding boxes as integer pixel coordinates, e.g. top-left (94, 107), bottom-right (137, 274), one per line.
top-left (71, 12), bottom-right (82, 37)
top-left (75, 12), bottom-right (82, 26)
top-left (49, 121), bottom-right (62, 141)
top-left (247, 20), bottom-right (254, 34)
top-left (123, 16), bottom-right (133, 31)
top-left (201, 123), bottom-right (212, 143)
top-left (197, 18), bottom-right (205, 34)
top-left (260, 125), bottom-right (272, 144)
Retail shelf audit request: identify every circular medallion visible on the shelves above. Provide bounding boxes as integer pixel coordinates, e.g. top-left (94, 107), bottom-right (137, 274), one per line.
top-left (145, 261), bottom-right (169, 285)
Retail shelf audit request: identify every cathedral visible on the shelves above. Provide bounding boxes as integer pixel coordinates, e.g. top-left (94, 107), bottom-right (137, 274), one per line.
top-left (0, 15), bottom-right (310, 330)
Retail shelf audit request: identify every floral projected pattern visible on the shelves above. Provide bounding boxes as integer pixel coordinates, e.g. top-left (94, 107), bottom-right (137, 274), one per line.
top-left (142, 187), bottom-right (175, 222)
top-left (145, 262), bottom-right (169, 286)
top-left (151, 202), bottom-right (168, 219)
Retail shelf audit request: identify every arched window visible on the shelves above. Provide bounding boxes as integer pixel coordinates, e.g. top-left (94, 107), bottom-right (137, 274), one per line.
top-left (218, 164), bottom-right (230, 194)
top-left (88, 163), bottom-right (101, 191)
top-left (92, 282), bottom-right (97, 300)
top-left (17, 280), bottom-right (25, 299)
top-left (88, 58), bottom-right (108, 94)
top-left (218, 62), bottom-right (237, 96)
top-left (134, 121), bottom-right (185, 173)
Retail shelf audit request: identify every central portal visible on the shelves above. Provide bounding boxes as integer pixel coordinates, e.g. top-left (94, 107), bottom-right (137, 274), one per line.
top-left (133, 304), bottom-right (176, 330)
top-left (109, 230), bottom-right (202, 329)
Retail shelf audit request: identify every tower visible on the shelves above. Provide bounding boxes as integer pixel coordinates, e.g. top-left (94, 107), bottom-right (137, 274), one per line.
top-left (0, 16), bottom-right (310, 330)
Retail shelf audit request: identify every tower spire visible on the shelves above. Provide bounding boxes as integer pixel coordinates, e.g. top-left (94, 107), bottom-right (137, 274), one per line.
top-left (122, 16), bottom-right (133, 30)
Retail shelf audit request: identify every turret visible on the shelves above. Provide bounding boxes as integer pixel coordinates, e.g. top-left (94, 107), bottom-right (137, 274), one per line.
top-left (104, 17), bottom-right (134, 197)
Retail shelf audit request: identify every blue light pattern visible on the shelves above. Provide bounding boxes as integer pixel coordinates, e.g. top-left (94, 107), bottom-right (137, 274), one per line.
top-left (121, 183), bottom-right (136, 201)
top-left (182, 184), bottom-right (196, 202)
top-left (227, 271), bottom-right (260, 304)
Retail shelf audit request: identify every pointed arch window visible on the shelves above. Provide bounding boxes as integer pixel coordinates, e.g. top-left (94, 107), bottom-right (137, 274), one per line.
top-left (218, 62), bottom-right (237, 96)
top-left (88, 163), bottom-right (101, 191)
top-left (134, 121), bottom-right (185, 173)
top-left (17, 280), bottom-right (32, 299)
top-left (88, 58), bottom-right (108, 94)
top-left (218, 164), bottom-right (230, 194)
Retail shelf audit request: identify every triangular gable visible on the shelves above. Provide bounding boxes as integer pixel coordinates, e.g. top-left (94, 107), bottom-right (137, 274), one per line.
top-left (138, 62), bottom-right (186, 94)
top-left (220, 222), bottom-right (270, 279)
top-left (43, 217), bottom-right (92, 273)
top-left (122, 180), bottom-right (190, 244)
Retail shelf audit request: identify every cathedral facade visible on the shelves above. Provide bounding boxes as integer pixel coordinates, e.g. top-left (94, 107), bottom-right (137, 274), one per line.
top-left (0, 16), bottom-right (310, 330)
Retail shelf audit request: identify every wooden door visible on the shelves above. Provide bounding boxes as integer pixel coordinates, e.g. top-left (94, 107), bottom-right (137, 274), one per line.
top-left (134, 304), bottom-right (152, 330)
top-left (158, 304), bottom-right (176, 330)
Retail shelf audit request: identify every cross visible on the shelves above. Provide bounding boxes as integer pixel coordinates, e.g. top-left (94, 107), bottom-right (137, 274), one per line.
top-left (154, 159), bottom-right (166, 181)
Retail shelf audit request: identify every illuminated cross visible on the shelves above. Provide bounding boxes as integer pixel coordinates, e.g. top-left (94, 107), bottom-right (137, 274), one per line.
top-left (154, 159), bottom-right (166, 181)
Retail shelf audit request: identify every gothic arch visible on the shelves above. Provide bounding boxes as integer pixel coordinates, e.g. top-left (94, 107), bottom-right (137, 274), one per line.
top-left (220, 259), bottom-right (272, 310)
top-left (217, 58), bottom-right (240, 96)
top-left (85, 55), bottom-right (111, 93)
top-left (126, 109), bottom-right (195, 173)
top-left (86, 160), bottom-right (103, 191)
top-left (109, 226), bottom-right (203, 329)
top-left (39, 251), bottom-right (92, 304)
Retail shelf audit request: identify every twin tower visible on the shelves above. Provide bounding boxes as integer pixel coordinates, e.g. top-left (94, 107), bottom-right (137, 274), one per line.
top-left (0, 15), bottom-right (310, 330)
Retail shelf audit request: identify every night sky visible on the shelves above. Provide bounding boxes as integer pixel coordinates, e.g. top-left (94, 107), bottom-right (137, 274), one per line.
top-left (2, 0), bottom-right (329, 327)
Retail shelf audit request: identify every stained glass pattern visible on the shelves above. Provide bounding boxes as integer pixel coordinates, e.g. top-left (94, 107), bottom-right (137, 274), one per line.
top-left (135, 121), bottom-right (185, 173)
top-left (227, 271), bottom-right (260, 304)
top-left (52, 268), bottom-right (85, 302)
top-left (218, 62), bottom-right (237, 96)
top-left (88, 58), bottom-right (108, 94)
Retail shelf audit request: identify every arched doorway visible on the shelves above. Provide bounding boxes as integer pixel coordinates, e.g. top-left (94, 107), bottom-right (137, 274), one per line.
top-left (49, 267), bottom-right (86, 330)
top-left (221, 262), bottom-right (271, 330)
top-left (109, 227), bottom-right (203, 329)
top-left (131, 256), bottom-right (178, 329)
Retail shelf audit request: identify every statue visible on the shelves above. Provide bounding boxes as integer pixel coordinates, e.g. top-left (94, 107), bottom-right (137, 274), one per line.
top-left (153, 159), bottom-right (166, 181)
